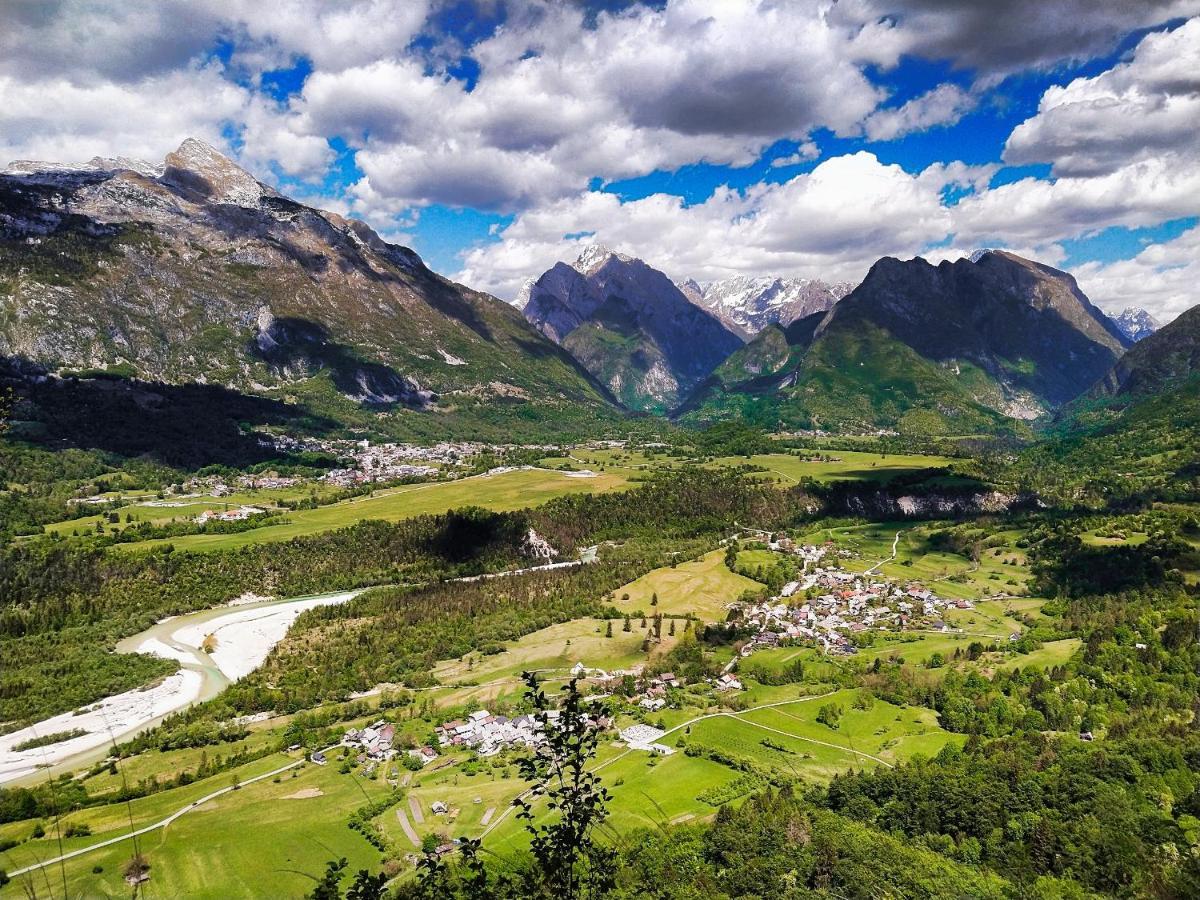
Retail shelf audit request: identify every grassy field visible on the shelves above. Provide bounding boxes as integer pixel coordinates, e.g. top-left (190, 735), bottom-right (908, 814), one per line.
top-left (43, 483), bottom-right (340, 538)
top-left (475, 690), bottom-right (960, 857)
top-left (608, 549), bottom-right (765, 621)
top-left (796, 522), bottom-right (1035, 602)
top-left (713, 451), bottom-right (957, 485)
top-left (555, 448), bottom-right (959, 487)
top-left (991, 638), bottom-right (1081, 673)
top-left (1, 755), bottom-right (388, 899)
top-left (110, 468), bottom-right (629, 553)
top-left (50, 447), bottom-right (959, 552)
top-left (430, 617), bottom-right (676, 708)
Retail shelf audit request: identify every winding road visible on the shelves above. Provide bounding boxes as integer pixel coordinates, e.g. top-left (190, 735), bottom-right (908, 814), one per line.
top-left (865, 529), bottom-right (904, 575)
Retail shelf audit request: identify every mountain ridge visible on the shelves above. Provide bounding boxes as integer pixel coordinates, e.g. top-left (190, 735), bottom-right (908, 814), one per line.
top-left (678, 274), bottom-right (854, 337)
top-left (0, 139), bottom-right (621, 446)
top-left (679, 250), bottom-right (1131, 434)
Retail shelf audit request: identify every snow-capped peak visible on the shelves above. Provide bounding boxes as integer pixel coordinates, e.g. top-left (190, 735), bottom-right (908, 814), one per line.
top-left (571, 243), bottom-right (634, 274)
top-left (968, 248), bottom-right (997, 263)
top-left (676, 274), bottom-right (854, 335)
top-left (1109, 306), bottom-right (1161, 343)
top-left (512, 278), bottom-right (537, 310)
top-left (4, 155), bottom-right (163, 181)
top-left (677, 277), bottom-right (705, 304)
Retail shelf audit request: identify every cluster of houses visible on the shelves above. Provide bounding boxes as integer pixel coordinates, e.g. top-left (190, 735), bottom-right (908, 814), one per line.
top-left (738, 545), bottom-right (976, 656)
top-left (342, 720), bottom-right (398, 761)
top-left (235, 474), bottom-right (300, 490)
top-left (434, 709), bottom-right (549, 756)
top-left (322, 462), bottom-right (439, 487)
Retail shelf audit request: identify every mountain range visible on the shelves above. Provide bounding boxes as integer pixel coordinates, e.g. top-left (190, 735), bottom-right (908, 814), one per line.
top-left (0, 140), bottom-right (617, 450)
top-left (2, 140), bottom-right (1194, 452)
top-left (676, 275), bottom-right (853, 337)
top-left (678, 251), bottom-right (1132, 435)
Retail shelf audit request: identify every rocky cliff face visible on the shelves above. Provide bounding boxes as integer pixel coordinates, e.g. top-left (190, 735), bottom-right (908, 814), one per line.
top-left (679, 275), bottom-right (853, 337)
top-left (520, 246), bottom-right (743, 413)
top-left (0, 140), bottom-right (615, 436)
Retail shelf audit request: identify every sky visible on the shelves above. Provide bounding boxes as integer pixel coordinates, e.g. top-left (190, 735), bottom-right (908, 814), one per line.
top-left (1, 0), bottom-right (1198, 322)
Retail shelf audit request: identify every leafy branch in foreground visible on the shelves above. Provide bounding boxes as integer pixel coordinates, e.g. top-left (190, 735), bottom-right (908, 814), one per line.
top-left (511, 671), bottom-right (616, 899)
top-left (408, 672), bottom-right (615, 900)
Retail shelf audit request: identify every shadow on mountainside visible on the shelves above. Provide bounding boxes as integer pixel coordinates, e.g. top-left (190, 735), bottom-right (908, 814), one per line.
top-left (1, 356), bottom-right (340, 469)
top-left (249, 317), bottom-right (437, 409)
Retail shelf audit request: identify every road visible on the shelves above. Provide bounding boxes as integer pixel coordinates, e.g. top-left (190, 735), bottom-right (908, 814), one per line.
top-left (3, 745), bottom-right (340, 881)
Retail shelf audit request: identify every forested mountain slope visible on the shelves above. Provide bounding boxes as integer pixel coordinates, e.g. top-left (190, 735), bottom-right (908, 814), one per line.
top-left (680, 251), bottom-right (1131, 436)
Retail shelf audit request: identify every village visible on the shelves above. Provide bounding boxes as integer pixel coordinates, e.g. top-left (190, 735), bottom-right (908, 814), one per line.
top-left (734, 536), bottom-right (989, 658)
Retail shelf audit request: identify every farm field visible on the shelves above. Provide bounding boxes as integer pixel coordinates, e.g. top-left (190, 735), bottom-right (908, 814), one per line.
top-left (711, 451), bottom-right (958, 485)
top-left (42, 483), bottom-right (342, 538)
top-left (797, 522), bottom-right (1035, 601)
top-left (991, 638), bottom-right (1081, 672)
top-left (1, 754), bottom-right (387, 899)
top-left (478, 689), bottom-right (960, 856)
top-left (110, 468), bottom-right (630, 553)
top-left (553, 448), bottom-right (959, 487)
top-left (608, 548), bottom-right (765, 621)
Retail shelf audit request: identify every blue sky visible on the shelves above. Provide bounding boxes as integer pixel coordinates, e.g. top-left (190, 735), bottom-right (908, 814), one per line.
top-left (1, 1), bottom-right (1197, 319)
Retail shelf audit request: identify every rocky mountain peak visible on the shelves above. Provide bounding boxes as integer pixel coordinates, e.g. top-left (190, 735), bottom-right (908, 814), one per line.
top-left (679, 273), bottom-right (853, 337)
top-left (161, 138), bottom-right (274, 207)
top-left (571, 243), bottom-right (634, 274)
top-left (520, 249), bottom-right (741, 412)
top-left (1109, 307), bottom-right (1161, 343)
top-left (677, 277), bottom-right (705, 304)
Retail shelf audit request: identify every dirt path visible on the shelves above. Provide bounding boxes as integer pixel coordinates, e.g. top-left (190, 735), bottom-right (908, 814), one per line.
top-left (409, 795), bottom-right (425, 824)
top-left (396, 808), bottom-right (421, 847)
top-left (865, 530), bottom-right (904, 575)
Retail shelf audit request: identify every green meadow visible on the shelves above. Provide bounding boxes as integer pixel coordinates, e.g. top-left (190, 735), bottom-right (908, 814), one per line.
top-left (110, 468), bottom-right (630, 553)
top-left (609, 548), bottom-right (764, 621)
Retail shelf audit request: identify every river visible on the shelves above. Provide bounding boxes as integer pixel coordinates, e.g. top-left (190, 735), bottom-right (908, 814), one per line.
top-left (0, 590), bottom-right (361, 787)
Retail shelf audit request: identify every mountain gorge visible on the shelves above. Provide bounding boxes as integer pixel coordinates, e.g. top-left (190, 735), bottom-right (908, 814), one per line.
top-left (517, 246), bottom-right (742, 412)
top-left (0, 140), bottom-right (618, 449)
